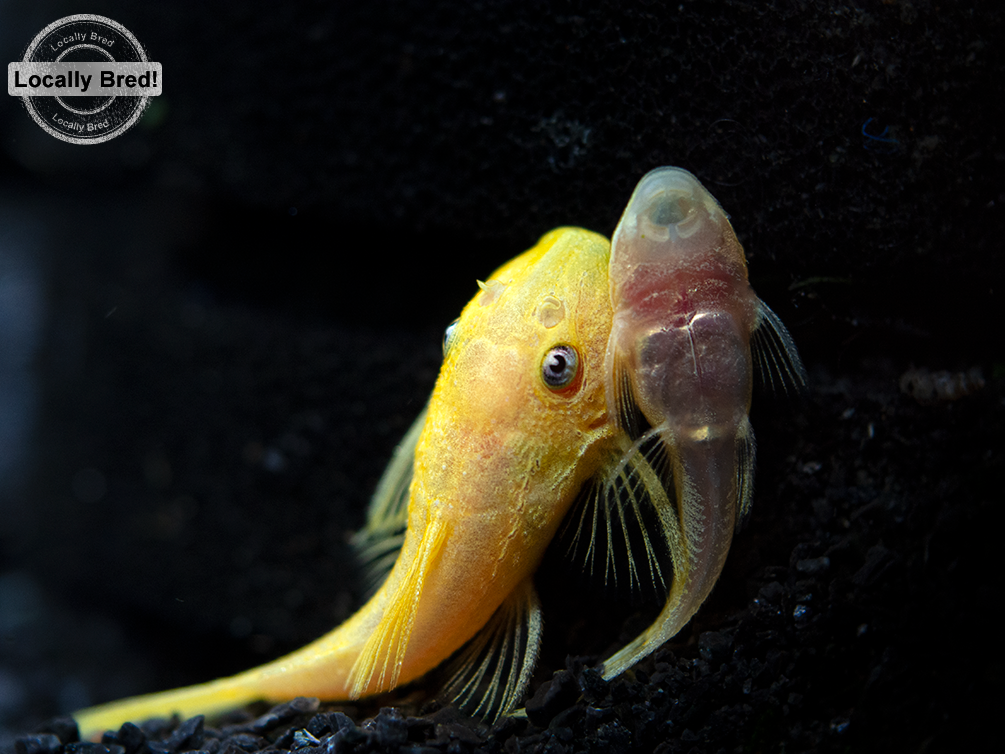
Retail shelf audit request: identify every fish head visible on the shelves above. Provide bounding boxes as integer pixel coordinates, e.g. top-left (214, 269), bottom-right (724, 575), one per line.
top-left (609, 166), bottom-right (750, 317)
top-left (605, 167), bottom-right (759, 434)
top-left (415, 227), bottom-right (615, 559)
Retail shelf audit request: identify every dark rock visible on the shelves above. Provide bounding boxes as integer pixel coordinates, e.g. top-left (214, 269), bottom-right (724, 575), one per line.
top-left (218, 734), bottom-right (263, 753)
top-left (137, 721), bottom-right (176, 743)
top-left (14, 734), bottom-right (63, 754)
top-left (430, 722), bottom-right (482, 748)
top-left (524, 670), bottom-right (579, 727)
top-left (372, 709), bottom-right (407, 747)
top-left (577, 667), bottom-right (608, 706)
top-left (404, 716), bottom-right (435, 741)
top-left (159, 716), bottom-right (203, 753)
top-left (755, 581), bottom-right (786, 606)
top-left (249, 699), bottom-right (318, 734)
top-left (304, 712), bottom-right (355, 740)
top-left (108, 723), bottom-right (147, 754)
top-left (795, 556), bottom-right (830, 575)
top-left (697, 631), bottom-right (732, 666)
top-left (290, 729), bottom-right (319, 750)
top-left (64, 745), bottom-right (124, 754)
top-left (36, 720), bottom-right (79, 746)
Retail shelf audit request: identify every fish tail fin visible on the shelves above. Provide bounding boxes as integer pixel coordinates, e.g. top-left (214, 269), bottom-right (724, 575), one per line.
top-left (442, 576), bottom-right (542, 723)
top-left (74, 674), bottom-right (262, 741)
top-left (348, 516), bottom-right (449, 698)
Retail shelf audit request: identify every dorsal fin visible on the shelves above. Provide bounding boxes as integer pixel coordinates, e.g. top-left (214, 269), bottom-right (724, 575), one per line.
top-left (751, 301), bottom-right (808, 394)
top-left (351, 406), bottom-right (428, 595)
top-left (348, 515), bottom-right (449, 698)
top-left (441, 576), bottom-right (542, 722)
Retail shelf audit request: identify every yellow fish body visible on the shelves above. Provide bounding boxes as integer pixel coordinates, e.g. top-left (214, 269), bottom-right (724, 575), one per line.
top-left (598, 167), bottom-right (806, 679)
top-left (73, 227), bottom-right (616, 738)
top-left (73, 169), bottom-right (806, 738)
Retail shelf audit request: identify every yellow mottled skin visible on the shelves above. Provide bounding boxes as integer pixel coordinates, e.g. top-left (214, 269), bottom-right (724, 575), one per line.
top-left (72, 166), bottom-right (807, 739)
top-left (73, 227), bottom-right (616, 739)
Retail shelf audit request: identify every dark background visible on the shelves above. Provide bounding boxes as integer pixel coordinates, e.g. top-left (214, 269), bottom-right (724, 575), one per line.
top-left (0, 1), bottom-right (1001, 752)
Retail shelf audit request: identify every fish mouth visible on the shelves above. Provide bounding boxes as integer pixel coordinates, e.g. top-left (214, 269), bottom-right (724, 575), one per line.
top-left (640, 189), bottom-right (701, 242)
top-left (618, 167), bottom-right (722, 249)
top-left (640, 173), bottom-right (703, 240)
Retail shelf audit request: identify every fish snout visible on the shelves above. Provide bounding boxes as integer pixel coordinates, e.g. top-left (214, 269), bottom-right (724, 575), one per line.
top-left (639, 185), bottom-right (702, 244)
top-left (616, 167), bottom-right (727, 257)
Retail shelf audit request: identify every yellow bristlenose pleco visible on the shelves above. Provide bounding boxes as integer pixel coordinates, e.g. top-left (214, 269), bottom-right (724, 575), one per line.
top-left (73, 226), bottom-right (617, 738)
top-left (73, 168), bottom-right (806, 739)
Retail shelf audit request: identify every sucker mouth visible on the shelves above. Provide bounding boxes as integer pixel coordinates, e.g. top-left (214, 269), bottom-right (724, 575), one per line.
top-left (649, 192), bottom-right (693, 226)
top-left (640, 190), bottom-right (703, 242)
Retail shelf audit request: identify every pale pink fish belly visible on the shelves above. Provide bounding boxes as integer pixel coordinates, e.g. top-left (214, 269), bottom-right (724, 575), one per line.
top-left (601, 166), bottom-right (799, 678)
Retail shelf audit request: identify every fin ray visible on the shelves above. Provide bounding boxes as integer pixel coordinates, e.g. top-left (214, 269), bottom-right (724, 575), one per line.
top-left (735, 418), bottom-right (756, 530)
top-left (442, 577), bottom-right (542, 722)
top-left (351, 406), bottom-right (428, 595)
top-left (751, 302), bottom-right (808, 394)
top-left (348, 515), bottom-right (448, 698)
top-left (562, 433), bottom-right (675, 599)
top-left (610, 343), bottom-right (647, 439)
top-left (599, 428), bottom-right (692, 680)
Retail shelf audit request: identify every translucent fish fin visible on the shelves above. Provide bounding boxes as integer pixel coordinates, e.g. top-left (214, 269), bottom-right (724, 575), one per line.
top-left (442, 577), bottom-right (542, 723)
top-left (610, 341), bottom-right (647, 440)
top-left (599, 430), bottom-right (693, 680)
top-left (561, 478), bottom-right (605, 580)
top-left (563, 433), bottom-right (673, 599)
top-left (751, 302), bottom-right (808, 394)
top-left (351, 405), bottom-right (428, 595)
top-left (348, 515), bottom-right (448, 698)
top-left (735, 418), bottom-right (756, 531)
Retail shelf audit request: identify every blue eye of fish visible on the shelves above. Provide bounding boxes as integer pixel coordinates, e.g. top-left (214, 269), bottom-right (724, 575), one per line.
top-left (442, 319), bottom-right (459, 356)
top-left (541, 345), bottom-right (579, 390)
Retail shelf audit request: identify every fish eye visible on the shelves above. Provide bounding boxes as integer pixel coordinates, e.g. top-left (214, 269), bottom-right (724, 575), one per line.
top-left (442, 319), bottom-right (459, 356)
top-left (541, 344), bottom-right (579, 391)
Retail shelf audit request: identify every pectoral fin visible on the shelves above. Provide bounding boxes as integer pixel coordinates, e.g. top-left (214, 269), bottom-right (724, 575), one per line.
top-left (735, 417), bottom-right (756, 530)
top-left (348, 514), bottom-right (448, 698)
top-left (598, 429), bottom-right (694, 680)
top-left (352, 405), bottom-right (428, 595)
top-left (441, 576), bottom-right (542, 722)
top-left (751, 302), bottom-right (808, 393)
top-left (608, 337), bottom-right (648, 439)
top-left (563, 435), bottom-right (675, 597)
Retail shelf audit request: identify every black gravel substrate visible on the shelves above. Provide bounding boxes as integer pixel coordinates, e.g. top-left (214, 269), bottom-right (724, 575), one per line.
top-left (6, 357), bottom-right (1000, 752)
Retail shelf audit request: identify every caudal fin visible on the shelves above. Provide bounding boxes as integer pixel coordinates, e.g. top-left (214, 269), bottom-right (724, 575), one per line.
top-left (74, 674), bottom-right (263, 741)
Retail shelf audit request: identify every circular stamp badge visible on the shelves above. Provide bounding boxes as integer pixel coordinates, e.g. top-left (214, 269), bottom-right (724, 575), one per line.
top-left (7, 14), bottom-right (162, 144)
